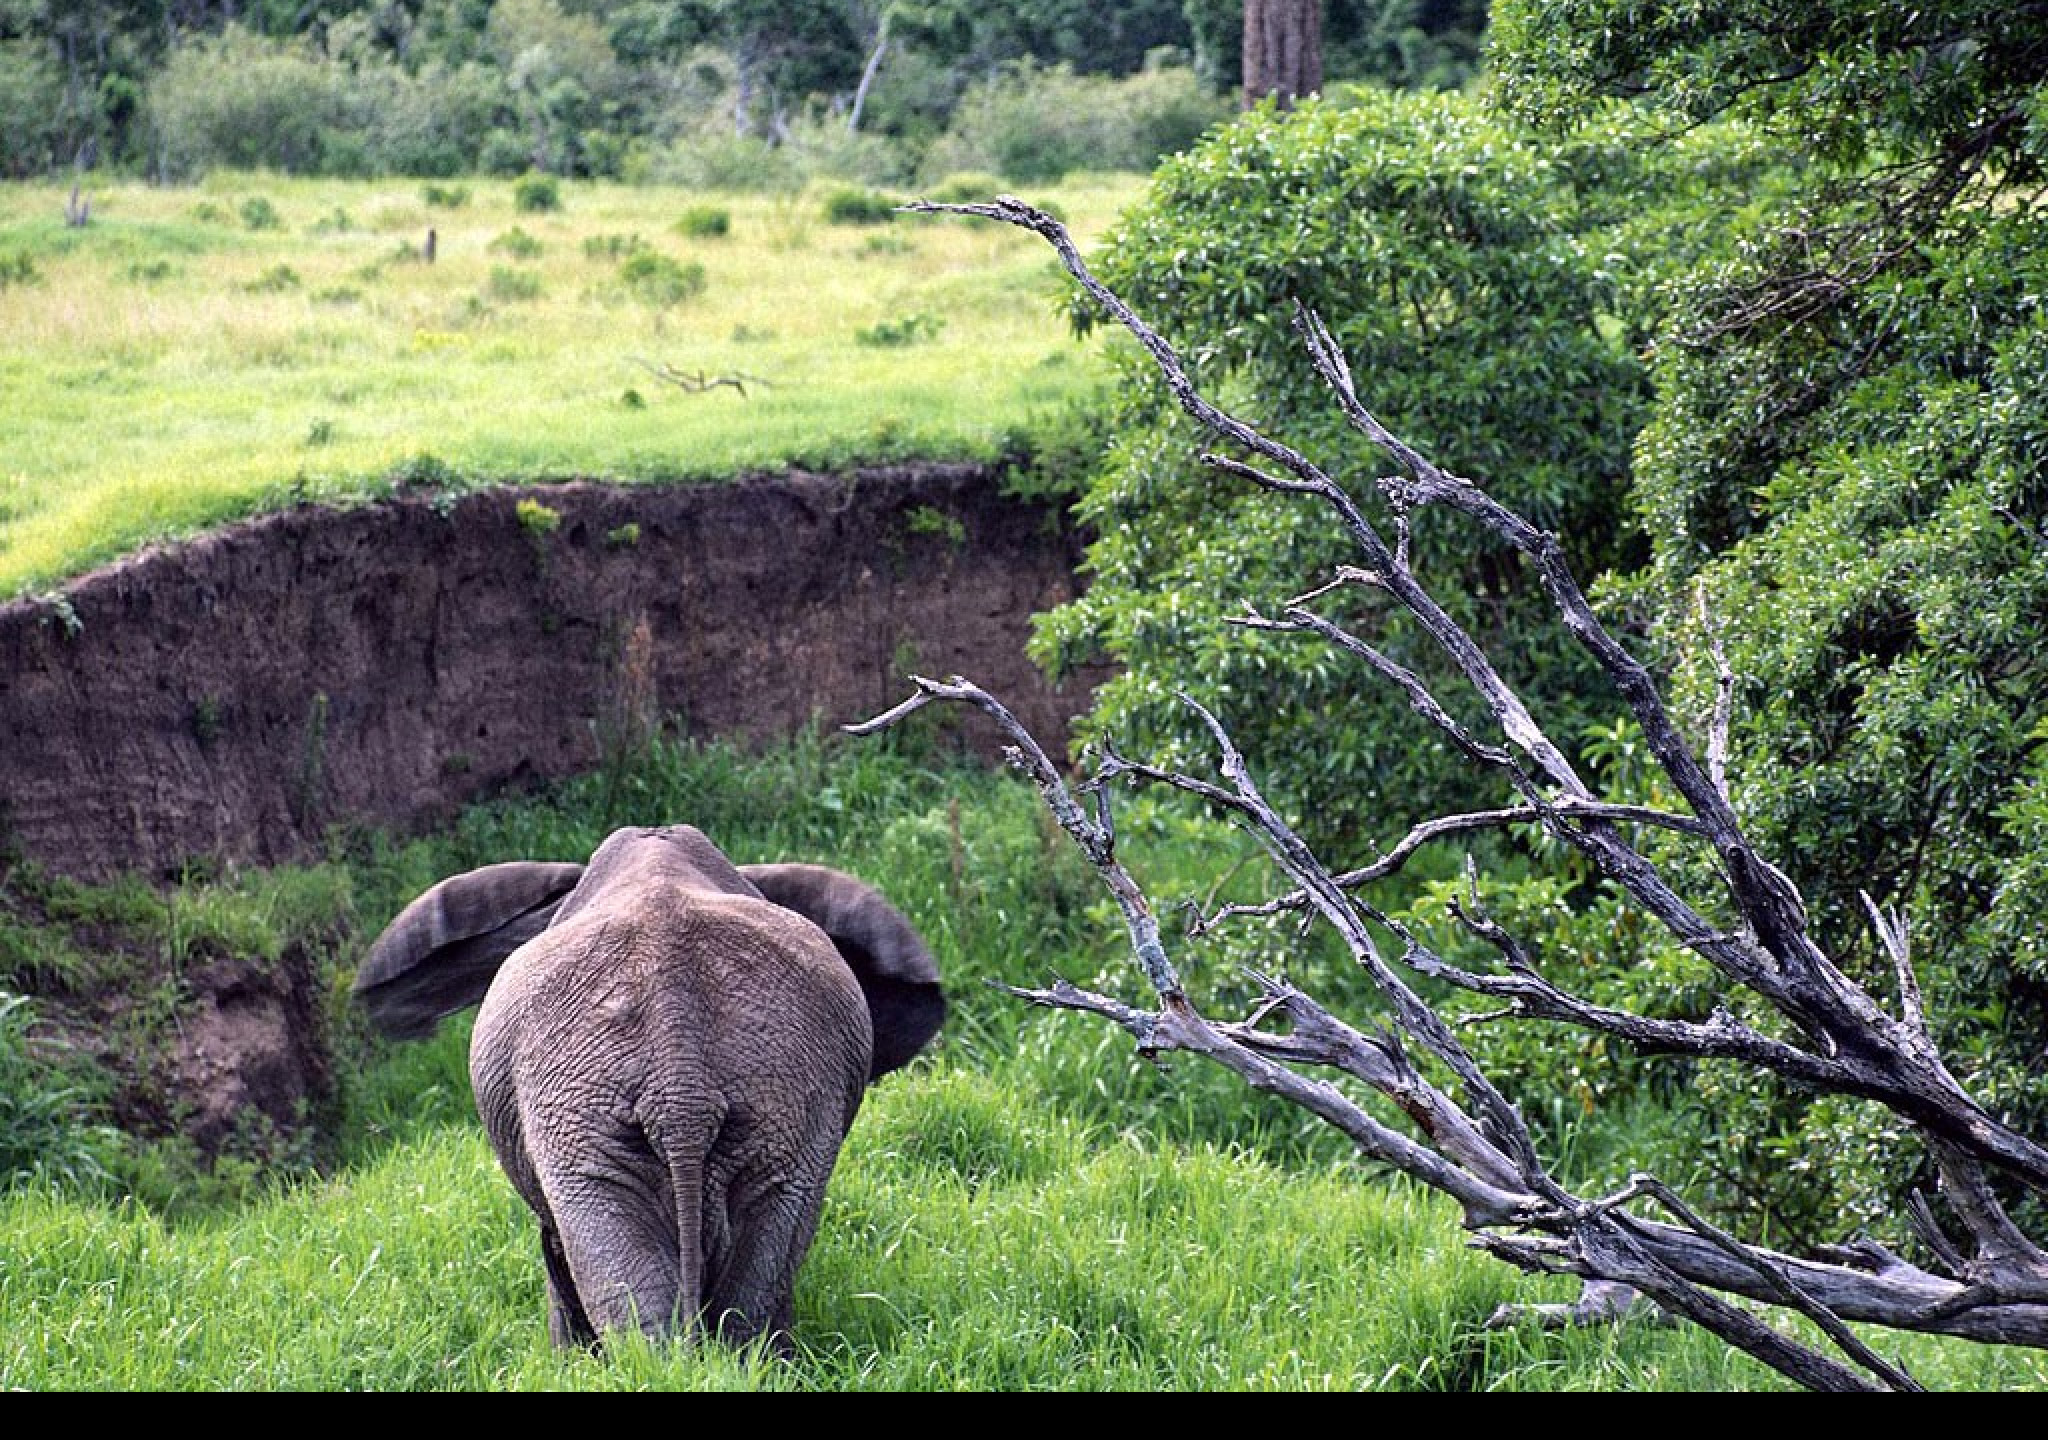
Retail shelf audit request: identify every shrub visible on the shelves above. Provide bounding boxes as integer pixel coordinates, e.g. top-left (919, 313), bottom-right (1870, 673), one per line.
top-left (923, 171), bottom-right (1006, 204)
top-left (676, 205), bottom-right (731, 239)
top-left (512, 172), bottom-right (561, 213)
top-left (638, 132), bottom-right (797, 192)
top-left (582, 232), bottom-right (647, 260)
top-left (855, 311), bottom-right (944, 347)
top-left (823, 187), bottom-right (899, 226)
top-left (617, 250), bottom-right (705, 308)
top-left (420, 183), bottom-right (470, 208)
top-left (0, 250), bottom-right (37, 288)
top-left (925, 61), bottom-right (1228, 183)
top-left (0, 38), bottom-right (76, 178)
top-left (515, 498), bottom-right (561, 537)
top-left (488, 227), bottom-right (544, 260)
top-left (241, 264), bottom-right (300, 293)
top-left (238, 196), bottom-right (282, 231)
top-left (146, 28), bottom-right (352, 176)
top-left (478, 129), bottom-right (531, 177)
top-left (1035, 92), bottom-right (1687, 840)
top-left (1616, 207), bottom-right (2048, 1234)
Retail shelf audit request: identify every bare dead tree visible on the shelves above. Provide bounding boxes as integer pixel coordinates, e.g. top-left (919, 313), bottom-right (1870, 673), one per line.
top-left (629, 358), bottom-right (772, 398)
top-left (850, 198), bottom-right (2048, 1392)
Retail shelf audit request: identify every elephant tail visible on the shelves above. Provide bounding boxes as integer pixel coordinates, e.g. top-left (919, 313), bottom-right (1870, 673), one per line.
top-left (355, 861), bottom-right (587, 1039)
top-left (741, 863), bottom-right (946, 1082)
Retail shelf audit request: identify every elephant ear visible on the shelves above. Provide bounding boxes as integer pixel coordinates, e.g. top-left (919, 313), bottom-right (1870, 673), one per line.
top-left (354, 861), bottom-right (586, 1039)
top-left (742, 863), bottom-right (945, 1081)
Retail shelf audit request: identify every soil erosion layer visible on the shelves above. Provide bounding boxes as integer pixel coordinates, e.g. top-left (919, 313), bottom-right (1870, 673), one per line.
top-left (1, 464), bottom-right (1098, 881)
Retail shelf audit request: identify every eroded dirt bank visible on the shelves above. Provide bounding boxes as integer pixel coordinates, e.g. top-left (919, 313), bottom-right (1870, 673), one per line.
top-left (0, 464), bottom-right (1099, 881)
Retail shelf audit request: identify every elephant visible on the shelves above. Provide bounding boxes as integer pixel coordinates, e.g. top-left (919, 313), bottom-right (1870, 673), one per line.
top-left (353, 824), bottom-right (945, 1350)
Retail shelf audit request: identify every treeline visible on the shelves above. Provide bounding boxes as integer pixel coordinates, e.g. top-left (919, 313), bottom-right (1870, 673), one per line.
top-left (0, 0), bottom-right (1488, 182)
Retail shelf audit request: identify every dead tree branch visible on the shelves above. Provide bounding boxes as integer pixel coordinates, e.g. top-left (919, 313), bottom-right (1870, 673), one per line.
top-left (629, 358), bottom-right (772, 397)
top-left (855, 198), bottom-right (2048, 1389)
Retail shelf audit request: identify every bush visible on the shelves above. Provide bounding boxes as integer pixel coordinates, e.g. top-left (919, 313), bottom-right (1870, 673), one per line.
top-left (241, 264), bottom-right (300, 293)
top-left (488, 227), bottom-right (544, 260)
top-left (0, 39), bottom-right (78, 178)
top-left (514, 498), bottom-right (561, 537)
top-left (676, 205), bottom-right (730, 239)
top-left (1036, 91), bottom-right (1689, 844)
top-left (636, 112), bottom-right (906, 194)
top-left (617, 250), bottom-right (705, 307)
top-left (478, 130), bottom-right (532, 177)
top-left (420, 183), bottom-right (471, 208)
top-left (146, 28), bottom-right (351, 176)
top-left (238, 196), bottom-right (282, 231)
top-left (512, 172), bottom-right (561, 213)
top-left (823, 186), bottom-right (899, 226)
top-left (925, 61), bottom-right (1228, 183)
top-left (582, 232), bottom-right (647, 260)
top-left (1614, 205), bottom-right (2048, 1234)
top-left (923, 171), bottom-right (1006, 204)
top-left (855, 311), bottom-right (944, 347)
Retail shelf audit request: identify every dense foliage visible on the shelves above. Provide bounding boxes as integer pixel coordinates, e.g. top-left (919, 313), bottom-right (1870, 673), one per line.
top-left (1043, 1), bottom-right (2048, 1243)
top-left (1033, 89), bottom-right (1712, 841)
top-left (1496, 0), bottom-right (2048, 1231)
top-left (0, 1), bottom-right (1495, 182)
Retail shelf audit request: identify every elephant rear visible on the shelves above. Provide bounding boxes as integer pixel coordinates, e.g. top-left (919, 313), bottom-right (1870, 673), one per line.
top-left (355, 823), bottom-right (943, 1351)
top-left (470, 883), bottom-right (872, 1346)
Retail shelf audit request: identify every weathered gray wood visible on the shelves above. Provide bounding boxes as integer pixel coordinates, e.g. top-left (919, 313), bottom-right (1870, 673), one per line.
top-left (857, 198), bottom-right (2048, 1390)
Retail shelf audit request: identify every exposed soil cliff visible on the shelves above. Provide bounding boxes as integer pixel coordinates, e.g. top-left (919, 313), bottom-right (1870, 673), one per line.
top-left (0, 464), bottom-right (1099, 881)
top-left (0, 464), bottom-right (1100, 1167)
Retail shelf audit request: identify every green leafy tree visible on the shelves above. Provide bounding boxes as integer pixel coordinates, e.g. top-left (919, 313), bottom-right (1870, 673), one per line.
top-left (1484, 0), bottom-right (2048, 1230)
top-left (894, 0), bottom-right (1192, 79)
top-left (1034, 90), bottom-right (1702, 846)
top-left (485, 0), bottom-right (626, 171)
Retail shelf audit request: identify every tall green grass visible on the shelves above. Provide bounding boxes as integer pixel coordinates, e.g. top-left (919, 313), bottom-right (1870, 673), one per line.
top-left (0, 173), bottom-right (1131, 596)
top-left (5, 734), bottom-right (2045, 1387)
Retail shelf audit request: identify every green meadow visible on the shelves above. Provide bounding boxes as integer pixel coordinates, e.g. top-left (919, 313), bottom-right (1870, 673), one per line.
top-left (4, 736), bottom-right (2043, 1390)
top-left (0, 172), bottom-right (1131, 597)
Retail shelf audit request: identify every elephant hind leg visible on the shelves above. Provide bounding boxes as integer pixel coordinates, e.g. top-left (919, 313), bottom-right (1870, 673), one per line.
top-left (540, 1223), bottom-right (598, 1349)
top-left (534, 1128), bottom-right (698, 1343)
top-left (702, 1167), bottom-right (832, 1352)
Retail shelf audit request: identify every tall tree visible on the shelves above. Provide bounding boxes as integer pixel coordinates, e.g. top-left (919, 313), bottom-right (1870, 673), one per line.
top-left (1241, 0), bottom-right (1319, 107)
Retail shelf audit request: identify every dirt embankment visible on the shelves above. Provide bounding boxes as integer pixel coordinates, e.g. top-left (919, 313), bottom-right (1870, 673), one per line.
top-left (0, 464), bottom-right (1101, 880)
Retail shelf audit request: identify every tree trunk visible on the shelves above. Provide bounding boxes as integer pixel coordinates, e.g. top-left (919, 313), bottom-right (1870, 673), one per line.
top-left (1242, 0), bottom-right (1322, 110)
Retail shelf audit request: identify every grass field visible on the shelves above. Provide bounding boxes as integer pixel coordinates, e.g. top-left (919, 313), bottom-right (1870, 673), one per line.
top-left (5, 735), bottom-right (2044, 1390)
top-left (0, 172), bottom-right (1134, 597)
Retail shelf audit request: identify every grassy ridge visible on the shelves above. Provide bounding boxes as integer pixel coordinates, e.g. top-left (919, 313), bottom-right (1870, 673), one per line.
top-left (4, 735), bottom-right (2044, 1388)
top-left (0, 173), bottom-right (1131, 597)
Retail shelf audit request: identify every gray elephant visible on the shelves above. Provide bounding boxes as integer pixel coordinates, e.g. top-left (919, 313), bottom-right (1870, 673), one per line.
top-left (354, 824), bottom-right (944, 1350)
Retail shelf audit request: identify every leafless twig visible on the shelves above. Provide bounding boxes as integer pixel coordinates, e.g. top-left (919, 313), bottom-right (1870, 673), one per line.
top-left (629, 358), bottom-right (772, 397)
